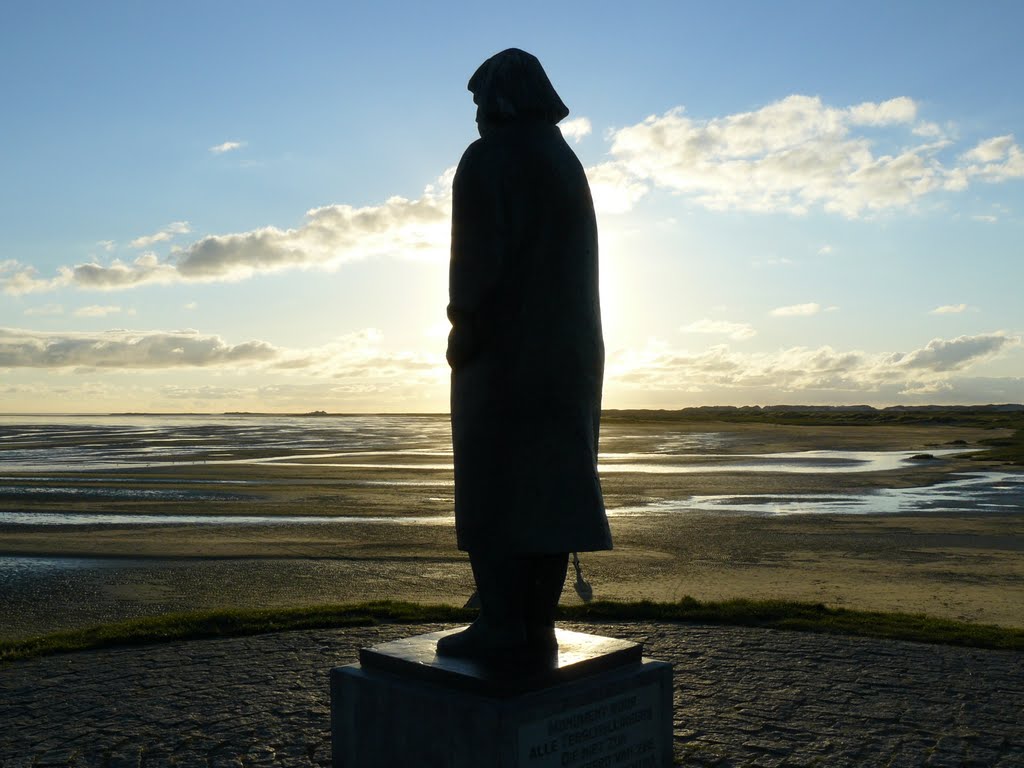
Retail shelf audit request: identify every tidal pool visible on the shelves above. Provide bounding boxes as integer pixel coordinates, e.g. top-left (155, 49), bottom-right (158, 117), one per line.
top-left (2, 471), bottom-right (1020, 527)
top-left (608, 471), bottom-right (1024, 517)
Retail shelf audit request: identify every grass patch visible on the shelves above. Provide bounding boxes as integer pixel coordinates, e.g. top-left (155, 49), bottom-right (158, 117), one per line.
top-left (0, 601), bottom-right (472, 665)
top-left (561, 598), bottom-right (1024, 650)
top-left (973, 427), bottom-right (1024, 466)
top-left (2, 598), bottom-right (1021, 665)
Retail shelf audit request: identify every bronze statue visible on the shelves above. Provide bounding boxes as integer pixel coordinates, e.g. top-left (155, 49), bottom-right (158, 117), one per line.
top-left (437, 49), bottom-right (612, 660)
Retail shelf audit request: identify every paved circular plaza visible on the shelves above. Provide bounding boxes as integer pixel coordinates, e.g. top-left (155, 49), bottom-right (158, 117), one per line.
top-left (1, 622), bottom-right (1021, 767)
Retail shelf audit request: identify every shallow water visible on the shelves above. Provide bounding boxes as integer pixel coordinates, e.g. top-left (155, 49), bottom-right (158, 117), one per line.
top-left (0, 415), bottom-right (972, 477)
top-left (1, 415), bottom-right (1020, 527)
top-left (0, 414), bottom-right (453, 471)
top-left (599, 448), bottom-right (972, 474)
top-left (0, 511), bottom-right (453, 526)
top-left (1, 471), bottom-right (1021, 526)
top-left (0, 485), bottom-right (255, 501)
top-left (609, 471), bottom-right (1024, 517)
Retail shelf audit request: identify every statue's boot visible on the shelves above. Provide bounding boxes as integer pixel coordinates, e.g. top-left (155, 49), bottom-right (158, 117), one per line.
top-left (436, 553), bottom-right (528, 660)
top-left (524, 553), bottom-right (568, 651)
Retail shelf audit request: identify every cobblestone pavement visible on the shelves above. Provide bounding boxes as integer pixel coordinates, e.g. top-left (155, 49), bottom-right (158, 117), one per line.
top-left (1, 622), bottom-right (1022, 767)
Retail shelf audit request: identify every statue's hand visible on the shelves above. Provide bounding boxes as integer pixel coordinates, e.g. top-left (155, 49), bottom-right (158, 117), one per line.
top-left (446, 311), bottom-right (478, 369)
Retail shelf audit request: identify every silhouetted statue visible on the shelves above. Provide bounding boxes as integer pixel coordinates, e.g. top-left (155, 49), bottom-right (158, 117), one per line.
top-left (438, 48), bottom-right (612, 660)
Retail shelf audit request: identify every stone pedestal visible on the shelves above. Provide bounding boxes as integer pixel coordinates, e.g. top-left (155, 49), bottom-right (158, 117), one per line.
top-left (331, 626), bottom-right (673, 768)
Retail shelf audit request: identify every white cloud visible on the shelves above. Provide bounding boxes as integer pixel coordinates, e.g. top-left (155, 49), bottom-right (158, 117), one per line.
top-left (0, 327), bottom-right (448, 385)
top-left (972, 214), bottom-right (998, 223)
top-left (559, 117), bottom-right (592, 143)
top-left (73, 305), bottom-right (123, 318)
top-left (912, 121), bottom-right (944, 138)
top-left (607, 332), bottom-right (1019, 395)
top-left (605, 95), bottom-right (1022, 217)
top-left (56, 172), bottom-right (455, 291)
top-left (963, 135), bottom-right (1014, 163)
top-left (960, 134), bottom-right (1024, 182)
top-left (0, 328), bottom-right (279, 369)
top-left (8, 97), bottom-right (1023, 299)
top-left (846, 96), bottom-right (917, 126)
top-left (884, 334), bottom-right (1013, 373)
top-left (210, 141), bottom-right (245, 154)
top-left (179, 199), bottom-right (448, 281)
top-left (585, 162), bottom-right (649, 214)
top-left (72, 253), bottom-right (180, 290)
top-left (262, 330), bottom-right (449, 399)
top-left (770, 302), bottom-right (821, 317)
top-left (682, 319), bottom-right (756, 340)
top-left (817, 244), bottom-right (833, 255)
top-left (23, 304), bottom-right (64, 317)
top-left (0, 262), bottom-right (72, 295)
top-left (184, 301), bottom-right (198, 310)
top-left (129, 222), bottom-right (192, 249)
top-left (930, 303), bottom-right (968, 315)
top-left (96, 240), bottom-right (116, 252)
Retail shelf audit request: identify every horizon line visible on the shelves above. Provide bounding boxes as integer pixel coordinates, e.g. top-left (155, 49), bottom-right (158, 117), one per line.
top-left (2, 403), bottom-right (1023, 418)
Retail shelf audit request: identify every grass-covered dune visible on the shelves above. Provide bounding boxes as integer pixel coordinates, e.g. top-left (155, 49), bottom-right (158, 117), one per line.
top-left (3, 598), bottom-right (1021, 666)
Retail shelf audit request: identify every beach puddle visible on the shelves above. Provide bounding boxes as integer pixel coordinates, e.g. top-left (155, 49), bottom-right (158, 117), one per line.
top-left (599, 449), bottom-right (974, 474)
top-left (609, 471), bottom-right (1024, 517)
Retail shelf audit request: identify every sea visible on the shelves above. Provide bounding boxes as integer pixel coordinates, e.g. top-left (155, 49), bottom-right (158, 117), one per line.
top-left (1, 413), bottom-right (1022, 522)
top-left (1, 413), bottom-right (1021, 638)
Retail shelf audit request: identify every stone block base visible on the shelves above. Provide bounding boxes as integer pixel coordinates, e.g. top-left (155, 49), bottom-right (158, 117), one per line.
top-left (331, 626), bottom-right (673, 768)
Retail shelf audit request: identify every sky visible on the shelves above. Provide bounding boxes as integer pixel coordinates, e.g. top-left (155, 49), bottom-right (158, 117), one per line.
top-left (1, 1), bottom-right (1023, 413)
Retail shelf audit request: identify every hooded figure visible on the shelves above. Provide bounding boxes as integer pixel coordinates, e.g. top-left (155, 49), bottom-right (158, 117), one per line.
top-left (438, 49), bottom-right (612, 660)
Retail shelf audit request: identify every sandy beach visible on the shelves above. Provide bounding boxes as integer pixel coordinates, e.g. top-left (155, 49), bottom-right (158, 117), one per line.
top-left (1, 418), bottom-right (1021, 639)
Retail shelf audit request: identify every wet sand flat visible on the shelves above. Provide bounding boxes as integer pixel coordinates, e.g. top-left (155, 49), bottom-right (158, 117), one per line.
top-left (1, 420), bottom-right (1021, 639)
top-left (1, 510), bottom-right (1021, 640)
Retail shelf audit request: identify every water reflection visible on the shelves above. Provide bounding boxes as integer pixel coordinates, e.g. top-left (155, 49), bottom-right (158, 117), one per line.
top-left (0, 486), bottom-right (255, 501)
top-left (609, 471), bottom-right (1024, 517)
top-left (0, 414), bottom-right (453, 471)
top-left (0, 511), bottom-right (453, 526)
top-left (0, 416), bottom-right (1018, 526)
top-left (1, 471), bottom-right (1020, 527)
top-left (600, 449), bottom-right (970, 474)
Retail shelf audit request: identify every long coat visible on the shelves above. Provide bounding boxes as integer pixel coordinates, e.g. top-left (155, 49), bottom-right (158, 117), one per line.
top-left (447, 119), bottom-right (612, 555)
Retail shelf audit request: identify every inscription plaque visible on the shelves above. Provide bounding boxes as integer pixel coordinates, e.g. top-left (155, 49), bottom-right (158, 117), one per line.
top-left (518, 683), bottom-right (661, 768)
